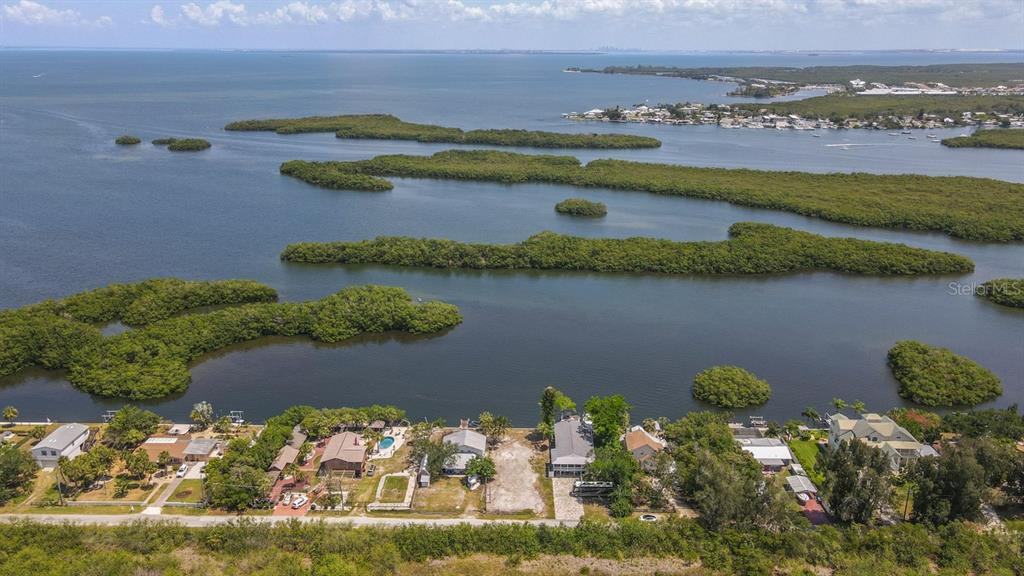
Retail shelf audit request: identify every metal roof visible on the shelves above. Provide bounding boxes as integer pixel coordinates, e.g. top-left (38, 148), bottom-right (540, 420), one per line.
top-left (551, 417), bottom-right (595, 466)
top-left (33, 423), bottom-right (88, 452)
top-left (443, 429), bottom-right (486, 453)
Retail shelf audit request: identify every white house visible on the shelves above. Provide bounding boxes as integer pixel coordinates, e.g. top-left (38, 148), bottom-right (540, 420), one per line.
top-left (31, 423), bottom-right (90, 468)
top-left (737, 437), bottom-right (794, 472)
top-left (441, 429), bottom-right (487, 475)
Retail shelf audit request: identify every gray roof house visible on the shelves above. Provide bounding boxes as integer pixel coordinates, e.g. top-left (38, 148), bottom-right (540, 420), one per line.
top-left (443, 429), bottom-right (486, 457)
top-left (441, 429), bottom-right (487, 475)
top-left (31, 423), bottom-right (90, 468)
top-left (548, 416), bottom-right (595, 477)
top-left (183, 438), bottom-right (219, 461)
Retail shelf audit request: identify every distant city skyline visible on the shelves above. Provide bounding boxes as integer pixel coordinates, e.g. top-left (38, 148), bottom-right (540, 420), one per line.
top-left (1, 0), bottom-right (1022, 51)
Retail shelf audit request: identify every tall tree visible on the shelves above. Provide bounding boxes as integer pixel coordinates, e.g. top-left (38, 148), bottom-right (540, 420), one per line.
top-left (0, 444), bottom-right (37, 505)
top-left (105, 405), bottom-right (161, 448)
top-left (123, 448), bottom-right (154, 481)
top-left (478, 412), bottom-right (510, 446)
top-left (910, 444), bottom-right (986, 525)
top-left (820, 440), bottom-right (892, 525)
top-left (584, 395), bottom-right (631, 448)
top-left (802, 407), bottom-right (821, 424)
top-left (693, 449), bottom-right (795, 532)
top-left (190, 401), bottom-right (214, 430)
top-left (539, 386), bottom-right (575, 428)
top-left (2, 406), bottom-right (18, 425)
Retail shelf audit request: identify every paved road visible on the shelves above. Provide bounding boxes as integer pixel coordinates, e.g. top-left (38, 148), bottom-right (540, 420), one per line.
top-left (0, 513), bottom-right (577, 528)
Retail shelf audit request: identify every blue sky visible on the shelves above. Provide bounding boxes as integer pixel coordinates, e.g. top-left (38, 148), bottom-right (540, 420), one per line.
top-left (2, 0), bottom-right (1022, 51)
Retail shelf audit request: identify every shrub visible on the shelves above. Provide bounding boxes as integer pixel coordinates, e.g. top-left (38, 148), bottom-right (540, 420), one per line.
top-left (277, 149), bottom-right (1024, 241)
top-left (280, 223), bottom-right (974, 277)
top-left (887, 340), bottom-right (1002, 406)
top-left (114, 135), bottom-right (141, 145)
top-left (555, 198), bottom-right (607, 217)
top-left (692, 366), bottom-right (771, 408)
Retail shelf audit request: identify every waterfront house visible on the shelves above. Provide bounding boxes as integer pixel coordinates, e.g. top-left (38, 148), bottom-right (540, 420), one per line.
top-left (270, 444), bottom-right (300, 473)
top-left (320, 431), bottom-right (367, 476)
top-left (736, 437), bottom-right (794, 472)
top-left (828, 413), bottom-right (936, 472)
top-left (548, 415), bottom-right (595, 477)
top-left (183, 438), bottom-right (220, 462)
top-left (441, 429), bottom-right (487, 475)
top-left (622, 425), bottom-right (666, 472)
top-left (31, 423), bottom-right (90, 468)
top-left (140, 435), bottom-right (190, 465)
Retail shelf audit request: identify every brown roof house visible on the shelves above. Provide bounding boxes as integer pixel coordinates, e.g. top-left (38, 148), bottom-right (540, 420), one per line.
top-left (320, 431), bottom-right (368, 476)
top-left (622, 425), bottom-right (666, 472)
top-left (140, 435), bottom-right (190, 464)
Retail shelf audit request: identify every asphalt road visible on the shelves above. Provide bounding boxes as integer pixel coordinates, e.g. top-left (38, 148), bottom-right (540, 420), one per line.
top-left (0, 513), bottom-right (576, 528)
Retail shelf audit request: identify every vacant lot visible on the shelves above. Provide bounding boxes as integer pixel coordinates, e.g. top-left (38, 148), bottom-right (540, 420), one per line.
top-left (169, 479), bottom-right (203, 503)
top-left (487, 433), bottom-right (546, 515)
top-left (379, 475), bottom-right (410, 503)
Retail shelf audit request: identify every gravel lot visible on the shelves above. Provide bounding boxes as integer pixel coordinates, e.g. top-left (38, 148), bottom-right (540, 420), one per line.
top-left (487, 437), bottom-right (545, 514)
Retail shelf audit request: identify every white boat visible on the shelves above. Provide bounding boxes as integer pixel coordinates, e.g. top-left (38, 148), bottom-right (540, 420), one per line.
top-left (888, 132), bottom-right (899, 136)
top-left (901, 130), bottom-right (911, 134)
top-left (907, 136), bottom-right (916, 140)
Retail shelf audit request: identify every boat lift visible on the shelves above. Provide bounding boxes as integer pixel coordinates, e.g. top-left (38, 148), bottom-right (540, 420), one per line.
top-left (572, 481), bottom-right (614, 497)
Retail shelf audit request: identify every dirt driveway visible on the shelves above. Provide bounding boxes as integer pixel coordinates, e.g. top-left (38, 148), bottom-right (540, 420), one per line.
top-left (487, 436), bottom-right (545, 515)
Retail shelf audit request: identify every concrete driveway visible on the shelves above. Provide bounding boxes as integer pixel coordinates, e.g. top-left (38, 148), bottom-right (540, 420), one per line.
top-left (551, 478), bottom-right (583, 522)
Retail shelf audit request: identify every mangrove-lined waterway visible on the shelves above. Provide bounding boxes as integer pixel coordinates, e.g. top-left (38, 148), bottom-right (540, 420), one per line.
top-left (1, 50), bottom-right (1021, 423)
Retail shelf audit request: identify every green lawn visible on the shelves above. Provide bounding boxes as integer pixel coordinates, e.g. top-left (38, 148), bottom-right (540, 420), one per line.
top-left (169, 479), bottom-right (204, 504)
top-left (379, 475), bottom-right (410, 503)
top-left (788, 439), bottom-right (825, 485)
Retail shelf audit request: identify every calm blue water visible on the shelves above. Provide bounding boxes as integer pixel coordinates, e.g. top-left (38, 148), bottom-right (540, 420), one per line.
top-left (1, 50), bottom-right (1022, 424)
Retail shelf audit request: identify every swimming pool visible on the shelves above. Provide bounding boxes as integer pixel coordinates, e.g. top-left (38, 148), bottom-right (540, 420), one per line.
top-left (378, 436), bottom-right (395, 451)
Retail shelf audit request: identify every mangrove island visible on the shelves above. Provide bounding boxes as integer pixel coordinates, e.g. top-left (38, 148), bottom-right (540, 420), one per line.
top-left (277, 150), bottom-right (1024, 242)
top-left (887, 340), bottom-right (1003, 407)
top-left (555, 197), bottom-right (607, 217)
top-left (0, 280), bottom-right (461, 399)
top-left (692, 365), bottom-right (771, 408)
top-left (280, 223), bottom-right (974, 277)
top-left (225, 113), bottom-right (661, 149)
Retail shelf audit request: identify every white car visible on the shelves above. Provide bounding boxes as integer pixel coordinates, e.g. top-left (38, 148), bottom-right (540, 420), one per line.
top-left (281, 493), bottom-right (292, 506)
top-left (291, 495), bottom-right (309, 509)
top-left (175, 464), bottom-right (189, 478)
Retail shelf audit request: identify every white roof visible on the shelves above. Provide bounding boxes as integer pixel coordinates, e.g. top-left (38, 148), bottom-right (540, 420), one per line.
top-left (445, 452), bottom-right (475, 470)
top-left (737, 439), bottom-right (793, 462)
top-left (443, 429), bottom-right (486, 453)
top-left (144, 437), bottom-right (179, 445)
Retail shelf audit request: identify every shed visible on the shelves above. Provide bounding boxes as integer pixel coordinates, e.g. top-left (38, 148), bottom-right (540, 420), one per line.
top-left (786, 475), bottom-right (818, 495)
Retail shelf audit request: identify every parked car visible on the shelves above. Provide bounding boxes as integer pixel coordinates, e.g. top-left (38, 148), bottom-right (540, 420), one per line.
top-left (281, 493), bottom-right (292, 506)
top-left (292, 495), bottom-right (309, 509)
top-left (176, 464), bottom-right (189, 478)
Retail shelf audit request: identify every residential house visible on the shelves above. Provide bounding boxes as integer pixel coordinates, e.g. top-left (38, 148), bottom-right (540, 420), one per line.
top-left (269, 444), bottom-right (300, 473)
top-left (320, 431), bottom-right (368, 476)
top-left (737, 437), bottom-right (794, 472)
top-left (441, 429), bottom-right (487, 475)
top-left (31, 423), bottom-right (90, 468)
top-left (622, 425), bottom-right (666, 472)
top-left (828, 413), bottom-right (937, 472)
top-left (548, 415), bottom-right (595, 477)
top-left (183, 438), bottom-right (220, 462)
top-left (140, 435), bottom-right (190, 465)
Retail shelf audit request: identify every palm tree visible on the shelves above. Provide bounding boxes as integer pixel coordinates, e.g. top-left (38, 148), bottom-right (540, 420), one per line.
top-left (831, 398), bottom-right (847, 411)
top-left (363, 428), bottom-right (384, 453)
top-left (852, 400), bottom-right (866, 414)
top-left (801, 407), bottom-right (820, 425)
top-left (2, 406), bottom-right (18, 426)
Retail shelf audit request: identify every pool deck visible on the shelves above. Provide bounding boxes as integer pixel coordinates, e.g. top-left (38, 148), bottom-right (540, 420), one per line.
top-left (369, 426), bottom-right (408, 460)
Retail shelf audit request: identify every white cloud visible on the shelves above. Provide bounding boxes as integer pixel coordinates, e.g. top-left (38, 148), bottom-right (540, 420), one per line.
top-left (143, 0), bottom-right (1020, 28)
top-left (2, 0), bottom-right (112, 26)
top-left (180, 0), bottom-right (248, 26)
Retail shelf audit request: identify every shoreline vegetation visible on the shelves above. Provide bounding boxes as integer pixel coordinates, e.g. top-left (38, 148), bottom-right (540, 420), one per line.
top-left (152, 138), bottom-right (212, 151)
top-left (0, 281), bottom-right (461, 399)
top-left (114, 135), bottom-right (140, 145)
top-left (942, 129), bottom-right (1024, 149)
top-left (2, 517), bottom-right (1021, 576)
top-left (278, 150), bottom-right (1024, 242)
top-left (280, 223), bottom-right (974, 276)
top-left (977, 278), bottom-right (1024, 309)
top-left (566, 62), bottom-right (1024, 89)
top-left (887, 340), bottom-right (1003, 406)
top-left (224, 113), bottom-right (662, 149)
top-left (554, 197), bottom-right (606, 217)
